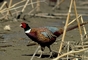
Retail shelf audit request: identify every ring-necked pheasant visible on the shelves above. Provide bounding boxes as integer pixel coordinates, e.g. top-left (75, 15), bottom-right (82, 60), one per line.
top-left (20, 22), bottom-right (88, 58)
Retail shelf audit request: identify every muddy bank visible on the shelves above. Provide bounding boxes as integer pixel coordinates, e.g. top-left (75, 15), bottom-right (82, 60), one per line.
top-left (0, 0), bottom-right (88, 60)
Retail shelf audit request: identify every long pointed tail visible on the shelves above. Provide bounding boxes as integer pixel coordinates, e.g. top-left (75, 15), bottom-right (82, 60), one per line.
top-left (66, 21), bottom-right (88, 32)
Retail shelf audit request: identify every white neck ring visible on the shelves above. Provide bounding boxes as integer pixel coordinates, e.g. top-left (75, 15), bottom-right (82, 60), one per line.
top-left (25, 29), bottom-right (31, 33)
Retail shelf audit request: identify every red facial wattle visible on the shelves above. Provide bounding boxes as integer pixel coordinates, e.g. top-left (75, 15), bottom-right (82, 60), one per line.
top-left (21, 23), bottom-right (27, 28)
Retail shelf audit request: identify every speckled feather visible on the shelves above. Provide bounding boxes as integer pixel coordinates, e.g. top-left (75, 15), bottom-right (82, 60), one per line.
top-left (25, 27), bottom-right (57, 44)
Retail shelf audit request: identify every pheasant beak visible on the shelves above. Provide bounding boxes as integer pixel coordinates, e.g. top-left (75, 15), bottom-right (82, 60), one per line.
top-left (20, 24), bottom-right (23, 28)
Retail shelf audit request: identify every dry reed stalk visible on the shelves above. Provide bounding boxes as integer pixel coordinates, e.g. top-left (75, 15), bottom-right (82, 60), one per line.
top-left (30, 46), bottom-right (40, 60)
top-left (36, 0), bottom-right (40, 12)
top-left (53, 48), bottom-right (88, 60)
top-left (30, 0), bottom-right (34, 8)
top-left (10, 0), bottom-right (45, 11)
top-left (0, 0), bottom-right (47, 13)
top-left (51, 13), bottom-right (88, 16)
top-left (17, 0), bottom-right (30, 19)
top-left (5, 3), bottom-right (12, 16)
top-left (68, 15), bottom-right (87, 40)
top-left (74, 45), bottom-right (88, 48)
top-left (53, 0), bottom-right (73, 60)
top-left (58, 0), bottom-right (73, 57)
top-left (52, 0), bottom-right (65, 10)
top-left (22, 0), bottom-right (30, 12)
top-left (68, 15), bottom-right (81, 26)
top-left (0, 1), bottom-right (7, 10)
top-left (0, 0), bottom-right (45, 19)
top-left (81, 16), bottom-right (87, 38)
top-left (73, 0), bottom-right (83, 47)
top-left (0, 0), bottom-right (26, 13)
top-left (0, 1), bottom-right (7, 16)
top-left (10, 0), bottom-right (26, 9)
top-left (9, 0), bottom-right (12, 8)
top-left (30, 13), bottom-right (88, 16)
top-left (7, 0), bottom-right (12, 16)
